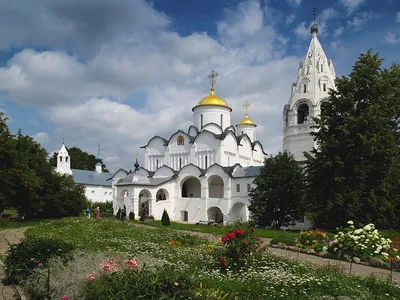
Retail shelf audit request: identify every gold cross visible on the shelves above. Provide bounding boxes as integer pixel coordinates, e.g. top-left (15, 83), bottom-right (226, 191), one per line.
top-left (207, 69), bottom-right (219, 90)
top-left (243, 101), bottom-right (250, 117)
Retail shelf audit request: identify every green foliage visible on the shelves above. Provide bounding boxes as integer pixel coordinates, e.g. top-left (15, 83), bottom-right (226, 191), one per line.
top-left (85, 265), bottom-right (195, 300)
top-left (305, 51), bottom-right (400, 230)
top-left (49, 146), bottom-right (109, 172)
top-left (90, 201), bottom-right (113, 218)
top-left (217, 221), bottom-right (262, 271)
top-left (161, 209), bottom-right (170, 226)
top-left (249, 151), bottom-right (305, 229)
top-left (4, 237), bottom-right (74, 284)
top-left (128, 211), bottom-right (135, 220)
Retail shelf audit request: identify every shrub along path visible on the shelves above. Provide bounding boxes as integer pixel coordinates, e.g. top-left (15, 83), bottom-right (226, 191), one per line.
top-left (261, 238), bottom-right (400, 284)
top-left (0, 227), bottom-right (29, 300)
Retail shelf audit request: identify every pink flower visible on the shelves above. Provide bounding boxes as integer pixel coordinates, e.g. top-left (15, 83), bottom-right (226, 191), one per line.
top-left (61, 296), bottom-right (69, 300)
top-left (99, 259), bottom-right (118, 273)
top-left (125, 259), bottom-right (140, 270)
top-left (86, 273), bottom-right (96, 280)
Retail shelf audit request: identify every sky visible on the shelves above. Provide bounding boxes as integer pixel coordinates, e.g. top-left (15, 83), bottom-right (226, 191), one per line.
top-left (0, 0), bottom-right (399, 172)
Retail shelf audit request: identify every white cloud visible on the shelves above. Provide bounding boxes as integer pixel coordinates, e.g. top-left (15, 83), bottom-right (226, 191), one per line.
top-left (396, 12), bottom-right (400, 23)
top-left (1, 0), bottom-right (303, 171)
top-left (286, 14), bottom-right (295, 24)
top-left (294, 21), bottom-right (309, 39)
top-left (385, 33), bottom-right (400, 44)
top-left (347, 12), bottom-right (377, 31)
top-left (32, 131), bottom-right (49, 146)
top-left (333, 26), bottom-right (344, 37)
top-left (286, 0), bottom-right (302, 7)
top-left (340, 0), bottom-right (365, 14)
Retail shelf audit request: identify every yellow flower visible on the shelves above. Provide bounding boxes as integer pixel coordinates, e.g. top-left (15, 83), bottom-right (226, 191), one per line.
top-left (174, 282), bottom-right (179, 286)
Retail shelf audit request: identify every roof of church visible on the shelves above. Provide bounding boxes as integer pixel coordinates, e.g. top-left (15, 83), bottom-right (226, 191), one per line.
top-left (71, 169), bottom-right (114, 187)
top-left (116, 173), bottom-right (175, 186)
top-left (232, 166), bottom-right (262, 178)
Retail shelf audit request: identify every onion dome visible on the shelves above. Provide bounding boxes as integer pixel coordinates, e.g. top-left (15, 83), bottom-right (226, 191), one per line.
top-left (239, 115), bottom-right (255, 125)
top-left (310, 23), bottom-right (318, 34)
top-left (95, 155), bottom-right (103, 162)
top-left (196, 87), bottom-right (230, 108)
top-left (134, 156), bottom-right (140, 170)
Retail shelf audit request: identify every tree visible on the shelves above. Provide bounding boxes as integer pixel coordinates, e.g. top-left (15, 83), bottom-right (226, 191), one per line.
top-left (249, 152), bottom-right (305, 229)
top-left (305, 51), bottom-right (400, 230)
top-left (49, 147), bottom-right (109, 172)
top-left (0, 112), bottom-right (16, 212)
top-left (161, 209), bottom-right (170, 226)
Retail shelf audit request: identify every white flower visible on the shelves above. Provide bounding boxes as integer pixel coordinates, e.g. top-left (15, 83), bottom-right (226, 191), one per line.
top-left (381, 252), bottom-right (389, 257)
top-left (363, 225), bottom-right (371, 231)
top-left (322, 246), bottom-right (328, 251)
top-left (347, 221), bottom-right (354, 225)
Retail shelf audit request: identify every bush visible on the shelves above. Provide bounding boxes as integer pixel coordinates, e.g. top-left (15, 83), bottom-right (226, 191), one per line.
top-left (4, 237), bottom-right (75, 284)
top-left (161, 209), bottom-right (170, 226)
top-left (85, 265), bottom-right (194, 299)
top-left (90, 201), bottom-right (113, 218)
top-left (216, 221), bottom-right (262, 271)
top-left (129, 211), bottom-right (135, 220)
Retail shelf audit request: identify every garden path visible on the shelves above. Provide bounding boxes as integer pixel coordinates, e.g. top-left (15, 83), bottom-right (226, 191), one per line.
top-left (0, 227), bottom-right (29, 300)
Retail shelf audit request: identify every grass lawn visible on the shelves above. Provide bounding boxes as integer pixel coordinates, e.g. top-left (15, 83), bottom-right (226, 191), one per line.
top-left (6, 217), bottom-right (397, 299)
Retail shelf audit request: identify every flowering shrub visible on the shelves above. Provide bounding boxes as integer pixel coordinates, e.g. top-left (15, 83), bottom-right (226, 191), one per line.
top-left (295, 230), bottom-right (332, 252)
top-left (194, 283), bottom-right (230, 299)
top-left (329, 221), bottom-right (393, 261)
top-left (216, 222), bottom-right (262, 271)
top-left (125, 259), bottom-right (140, 271)
top-left (162, 239), bottom-right (182, 247)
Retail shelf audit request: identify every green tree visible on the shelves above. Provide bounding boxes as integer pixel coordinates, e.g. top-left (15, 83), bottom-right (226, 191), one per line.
top-left (0, 112), bottom-right (16, 212)
top-left (305, 51), bottom-right (400, 230)
top-left (161, 209), bottom-right (170, 226)
top-left (249, 152), bottom-right (305, 229)
top-left (49, 147), bottom-right (109, 172)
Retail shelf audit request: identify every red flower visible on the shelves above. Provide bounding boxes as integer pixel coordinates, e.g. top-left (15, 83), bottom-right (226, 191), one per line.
top-left (221, 235), bottom-right (227, 243)
top-left (235, 229), bottom-right (245, 235)
top-left (255, 236), bottom-right (260, 241)
top-left (251, 227), bottom-right (255, 233)
top-left (227, 232), bottom-right (237, 240)
top-left (218, 256), bottom-right (228, 267)
top-left (252, 246), bottom-right (257, 251)
top-left (242, 240), bottom-right (249, 246)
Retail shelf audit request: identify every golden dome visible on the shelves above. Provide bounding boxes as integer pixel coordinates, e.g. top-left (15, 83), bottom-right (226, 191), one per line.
top-left (196, 88), bottom-right (230, 108)
top-left (239, 116), bottom-right (255, 125)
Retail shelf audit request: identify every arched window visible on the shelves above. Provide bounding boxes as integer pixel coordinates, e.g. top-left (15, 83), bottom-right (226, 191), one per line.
top-left (201, 114), bottom-right (203, 128)
top-left (177, 135), bottom-right (184, 145)
top-left (220, 114), bottom-right (223, 128)
top-left (297, 104), bottom-right (309, 124)
top-left (303, 84), bottom-right (307, 93)
top-left (247, 183), bottom-right (251, 192)
top-left (321, 64), bottom-right (324, 72)
top-left (307, 66), bottom-right (310, 74)
top-left (59, 156), bottom-right (62, 162)
top-left (66, 157), bottom-right (68, 162)
top-left (236, 184), bottom-right (240, 193)
top-left (323, 83), bottom-right (327, 92)
top-left (156, 189), bottom-right (167, 201)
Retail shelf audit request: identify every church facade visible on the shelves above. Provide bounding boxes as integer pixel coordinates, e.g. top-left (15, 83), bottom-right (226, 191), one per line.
top-left (111, 70), bottom-right (266, 224)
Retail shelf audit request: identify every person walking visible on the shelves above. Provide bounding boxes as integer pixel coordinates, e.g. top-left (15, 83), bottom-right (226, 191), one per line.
top-left (86, 207), bottom-right (91, 219)
top-left (95, 207), bottom-right (100, 219)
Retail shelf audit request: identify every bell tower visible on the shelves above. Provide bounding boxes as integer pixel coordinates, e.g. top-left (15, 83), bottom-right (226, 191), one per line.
top-left (56, 143), bottom-right (72, 175)
top-left (282, 18), bottom-right (336, 161)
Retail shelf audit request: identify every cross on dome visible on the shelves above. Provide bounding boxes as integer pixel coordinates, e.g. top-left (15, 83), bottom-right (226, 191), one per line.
top-left (243, 101), bottom-right (250, 118)
top-left (207, 69), bottom-right (219, 93)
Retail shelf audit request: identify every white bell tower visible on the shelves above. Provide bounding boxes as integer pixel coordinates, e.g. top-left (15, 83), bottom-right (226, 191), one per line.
top-left (56, 144), bottom-right (72, 175)
top-left (282, 20), bottom-right (336, 161)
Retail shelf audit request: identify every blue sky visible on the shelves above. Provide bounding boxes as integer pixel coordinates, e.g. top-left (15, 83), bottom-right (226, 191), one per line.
top-left (0, 0), bottom-right (399, 171)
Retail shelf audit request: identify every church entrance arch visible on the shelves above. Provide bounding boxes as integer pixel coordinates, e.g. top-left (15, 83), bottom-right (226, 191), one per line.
top-left (139, 189), bottom-right (152, 216)
top-left (181, 177), bottom-right (201, 198)
top-left (230, 202), bottom-right (247, 222)
top-left (207, 206), bottom-right (223, 224)
top-left (208, 175), bottom-right (224, 198)
top-left (180, 210), bottom-right (188, 221)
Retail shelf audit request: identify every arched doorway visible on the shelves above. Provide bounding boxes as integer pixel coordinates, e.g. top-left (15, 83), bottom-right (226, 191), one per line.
top-left (180, 210), bottom-right (188, 221)
top-left (208, 175), bottom-right (224, 198)
top-left (207, 206), bottom-right (223, 224)
top-left (139, 189), bottom-right (151, 216)
top-left (230, 202), bottom-right (247, 223)
top-left (181, 177), bottom-right (201, 198)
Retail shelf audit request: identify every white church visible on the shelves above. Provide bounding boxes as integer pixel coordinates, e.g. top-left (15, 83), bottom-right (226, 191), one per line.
top-left (57, 21), bottom-right (334, 227)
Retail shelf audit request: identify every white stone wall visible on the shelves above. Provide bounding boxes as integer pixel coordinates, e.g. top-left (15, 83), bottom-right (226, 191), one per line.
top-left (85, 185), bottom-right (113, 203)
top-left (193, 106), bottom-right (231, 131)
